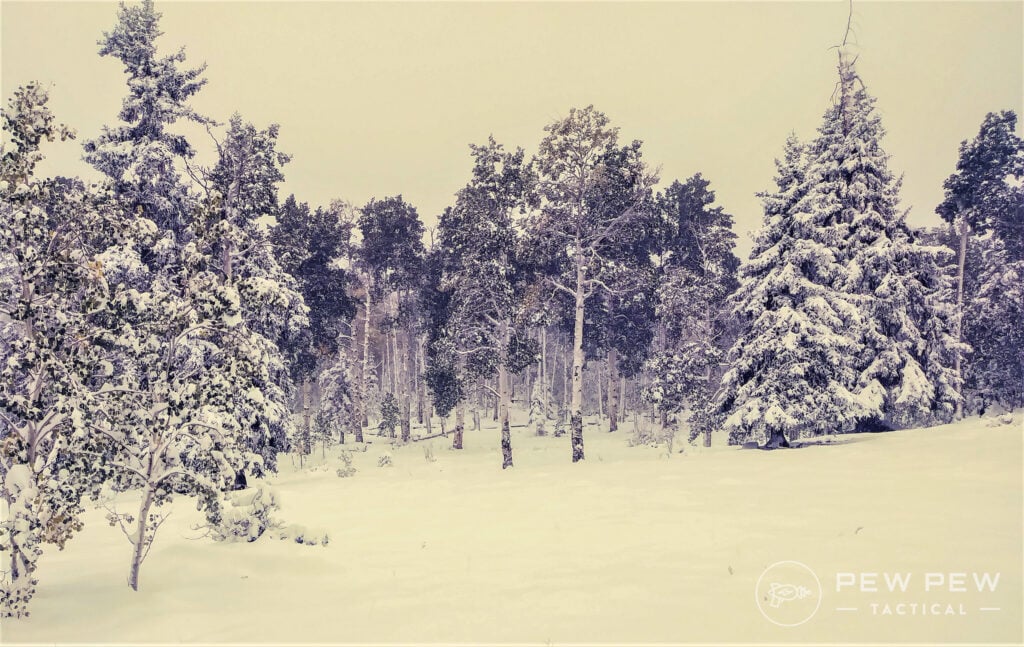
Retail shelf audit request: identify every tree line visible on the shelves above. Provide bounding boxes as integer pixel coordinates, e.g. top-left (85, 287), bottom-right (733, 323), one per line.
top-left (2, 0), bottom-right (1021, 617)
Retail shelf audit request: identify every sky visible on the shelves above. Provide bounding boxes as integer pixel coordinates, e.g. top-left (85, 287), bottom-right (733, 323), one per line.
top-left (2, 1), bottom-right (1022, 259)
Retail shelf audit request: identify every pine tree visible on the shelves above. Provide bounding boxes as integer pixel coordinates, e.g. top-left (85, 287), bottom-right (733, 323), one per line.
top-left (82, 2), bottom-right (266, 590)
top-left (719, 54), bottom-right (964, 446)
top-left (199, 114), bottom-right (308, 471)
top-left (357, 196), bottom-right (424, 443)
top-left (271, 197), bottom-right (356, 454)
top-left (813, 59), bottom-right (962, 428)
top-left (83, 0), bottom-right (211, 237)
top-left (644, 174), bottom-right (739, 446)
top-left (937, 111), bottom-right (1024, 412)
top-left (717, 134), bottom-right (868, 447)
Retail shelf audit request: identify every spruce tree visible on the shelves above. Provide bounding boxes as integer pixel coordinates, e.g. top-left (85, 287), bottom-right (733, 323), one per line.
top-left (717, 134), bottom-right (867, 447)
top-left (811, 58), bottom-right (961, 428)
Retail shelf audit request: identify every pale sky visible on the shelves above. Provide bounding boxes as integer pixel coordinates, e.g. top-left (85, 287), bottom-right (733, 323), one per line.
top-left (2, 1), bottom-right (1022, 258)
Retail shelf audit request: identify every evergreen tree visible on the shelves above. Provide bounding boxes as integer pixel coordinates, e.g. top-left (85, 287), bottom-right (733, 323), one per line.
top-left (271, 197), bottom-right (355, 454)
top-left (644, 174), bottom-right (739, 445)
top-left (813, 60), bottom-right (961, 428)
top-left (717, 134), bottom-right (868, 447)
top-left (719, 56), bottom-right (963, 446)
top-left (937, 111), bottom-right (1024, 412)
top-left (357, 196), bottom-right (424, 443)
top-left (81, 2), bottom-right (268, 590)
top-left (83, 0), bottom-right (211, 237)
top-left (199, 114), bottom-right (309, 470)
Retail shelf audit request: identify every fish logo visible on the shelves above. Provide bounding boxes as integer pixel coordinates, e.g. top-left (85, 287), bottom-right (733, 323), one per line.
top-left (756, 561), bottom-right (822, 626)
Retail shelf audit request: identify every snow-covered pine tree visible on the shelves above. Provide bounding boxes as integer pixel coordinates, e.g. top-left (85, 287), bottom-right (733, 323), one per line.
top-left (716, 134), bottom-right (868, 447)
top-left (644, 174), bottom-right (739, 446)
top-left (0, 83), bottom-right (114, 617)
top-left (937, 110), bottom-right (1024, 412)
top-left (967, 235), bottom-right (1024, 410)
top-left (82, 1), bottom-right (267, 590)
top-left (422, 244), bottom-right (468, 448)
top-left (815, 55), bottom-right (962, 428)
top-left (199, 114), bottom-right (309, 471)
top-left (83, 0), bottom-right (211, 238)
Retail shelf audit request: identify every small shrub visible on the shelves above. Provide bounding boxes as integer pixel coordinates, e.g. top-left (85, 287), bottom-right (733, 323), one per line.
top-left (336, 451), bottom-right (357, 478)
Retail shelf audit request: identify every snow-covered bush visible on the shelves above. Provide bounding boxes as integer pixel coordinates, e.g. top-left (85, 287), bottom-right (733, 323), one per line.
top-left (209, 484), bottom-right (281, 543)
top-left (269, 524), bottom-right (329, 546)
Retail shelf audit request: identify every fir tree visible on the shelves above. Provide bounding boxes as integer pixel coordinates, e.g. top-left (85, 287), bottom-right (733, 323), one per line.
top-left (717, 134), bottom-right (868, 447)
top-left (812, 59), bottom-right (962, 428)
top-left (82, 2), bottom-right (267, 590)
top-left (199, 114), bottom-right (309, 470)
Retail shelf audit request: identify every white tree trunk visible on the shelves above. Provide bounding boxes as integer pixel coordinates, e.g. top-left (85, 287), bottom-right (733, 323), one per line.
top-left (127, 484), bottom-right (155, 591)
top-left (570, 258), bottom-right (586, 462)
top-left (953, 216), bottom-right (970, 419)
top-left (499, 319), bottom-right (513, 469)
top-left (359, 278), bottom-right (372, 437)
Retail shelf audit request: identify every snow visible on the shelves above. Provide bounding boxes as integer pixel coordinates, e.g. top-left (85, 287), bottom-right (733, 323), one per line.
top-left (4, 413), bottom-right (1021, 644)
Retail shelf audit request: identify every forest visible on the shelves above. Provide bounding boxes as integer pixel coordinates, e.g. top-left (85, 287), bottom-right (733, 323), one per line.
top-left (1, 0), bottom-right (1022, 628)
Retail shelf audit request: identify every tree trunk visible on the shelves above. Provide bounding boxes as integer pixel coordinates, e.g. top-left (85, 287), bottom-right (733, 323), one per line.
top-left (415, 337), bottom-right (425, 426)
top-left (360, 278), bottom-right (372, 431)
top-left (454, 399), bottom-right (465, 450)
top-left (607, 349), bottom-right (619, 432)
top-left (400, 331), bottom-right (411, 443)
top-left (389, 294), bottom-right (400, 396)
top-left (555, 333), bottom-right (568, 437)
top-left (301, 379), bottom-right (312, 457)
top-left (499, 320), bottom-right (514, 469)
top-left (537, 326), bottom-right (548, 436)
top-left (953, 216), bottom-right (969, 419)
top-left (619, 374), bottom-right (627, 423)
top-left (473, 377), bottom-right (483, 431)
top-left (127, 485), bottom-right (155, 591)
top-left (570, 258), bottom-right (586, 462)
top-left (492, 377), bottom-right (499, 422)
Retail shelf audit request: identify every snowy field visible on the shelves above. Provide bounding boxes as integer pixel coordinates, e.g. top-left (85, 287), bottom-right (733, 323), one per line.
top-left (4, 414), bottom-right (1021, 645)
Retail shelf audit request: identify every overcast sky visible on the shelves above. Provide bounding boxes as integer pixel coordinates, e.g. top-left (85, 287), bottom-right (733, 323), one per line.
top-left (3, 1), bottom-right (1021, 258)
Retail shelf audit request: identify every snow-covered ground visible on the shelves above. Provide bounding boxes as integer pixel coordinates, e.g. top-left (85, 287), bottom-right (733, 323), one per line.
top-left (4, 413), bottom-right (1022, 645)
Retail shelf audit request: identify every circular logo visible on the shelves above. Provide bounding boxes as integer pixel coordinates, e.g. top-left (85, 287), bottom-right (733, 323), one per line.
top-left (755, 560), bottom-right (822, 627)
